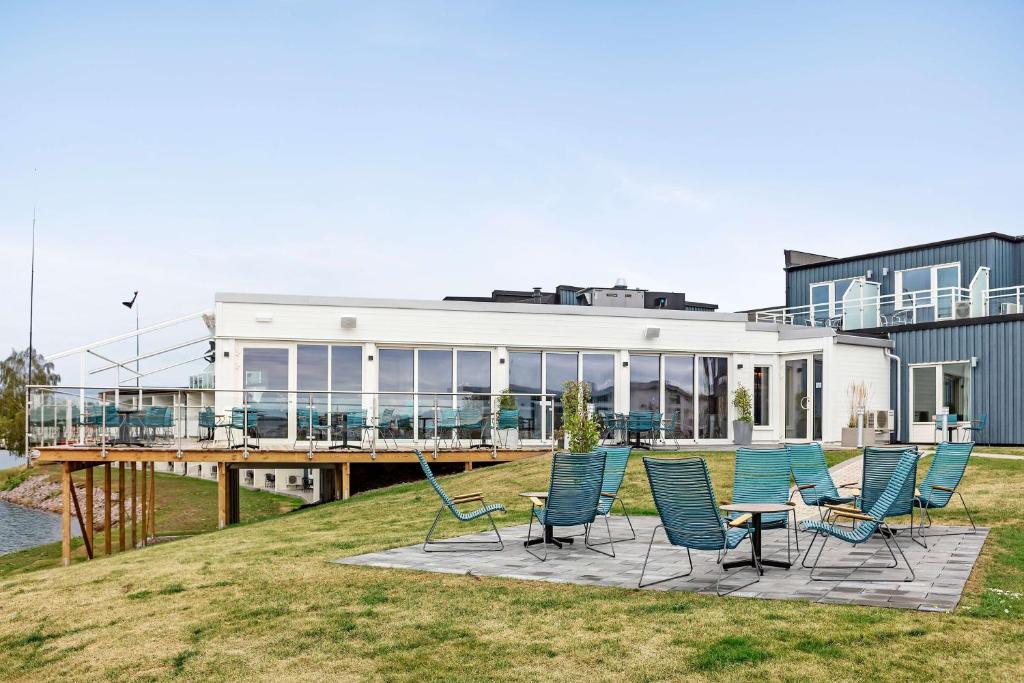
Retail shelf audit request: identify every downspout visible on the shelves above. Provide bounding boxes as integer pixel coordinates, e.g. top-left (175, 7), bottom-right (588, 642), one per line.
top-left (884, 348), bottom-right (901, 444)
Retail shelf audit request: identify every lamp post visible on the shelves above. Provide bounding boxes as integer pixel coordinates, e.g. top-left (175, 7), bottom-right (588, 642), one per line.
top-left (122, 291), bottom-right (139, 387)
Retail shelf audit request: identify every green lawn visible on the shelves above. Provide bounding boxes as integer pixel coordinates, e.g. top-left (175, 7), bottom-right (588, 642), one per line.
top-left (0, 449), bottom-right (1022, 681)
top-left (0, 465), bottom-right (302, 578)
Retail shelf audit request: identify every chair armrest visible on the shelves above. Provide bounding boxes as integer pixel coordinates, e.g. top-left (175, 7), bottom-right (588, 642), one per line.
top-left (529, 497), bottom-right (545, 507)
top-left (825, 504), bottom-right (862, 515)
top-left (451, 492), bottom-right (484, 504)
top-left (931, 484), bottom-right (956, 493)
top-left (831, 510), bottom-right (876, 523)
top-left (786, 500), bottom-right (796, 507)
top-left (796, 484), bottom-right (816, 491)
top-left (600, 492), bottom-right (616, 498)
top-left (728, 513), bottom-right (752, 528)
top-left (837, 482), bottom-right (859, 489)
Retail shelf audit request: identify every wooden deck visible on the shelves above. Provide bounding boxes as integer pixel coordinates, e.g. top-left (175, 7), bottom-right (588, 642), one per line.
top-left (34, 445), bottom-right (551, 567)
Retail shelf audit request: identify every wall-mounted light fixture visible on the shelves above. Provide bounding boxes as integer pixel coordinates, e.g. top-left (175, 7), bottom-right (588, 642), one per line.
top-left (737, 363), bottom-right (744, 369)
top-left (971, 356), bottom-right (978, 367)
top-left (255, 314), bottom-right (273, 324)
top-left (622, 361), bottom-right (629, 368)
top-left (643, 326), bottom-right (660, 339)
top-left (866, 269), bottom-right (873, 280)
top-left (367, 354), bottom-right (374, 362)
top-left (882, 267), bottom-right (890, 277)
top-left (340, 316), bottom-right (357, 329)
top-left (499, 357), bottom-right (506, 364)
top-left (223, 351), bottom-right (230, 358)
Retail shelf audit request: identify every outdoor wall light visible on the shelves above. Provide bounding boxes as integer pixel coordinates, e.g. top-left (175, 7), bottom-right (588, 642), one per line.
top-left (971, 356), bottom-right (979, 367)
top-left (737, 363), bottom-right (744, 369)
top-left (622, 361), bottom-right (629, 367)
top-left (499, 358), bottom-right (506, 364)
top-left (368, 355), bottom-right (374, 362)
top-left (866, 269), bottom-right (873, 279)
top-left (882, 267), bottom-right (890, 277)
top-left (340, 316), bottom-right (357, 329)
top-left (255, 314), bottom-right (273, 323)
top-left (644, 326), bottom-right (661, 339)
top-left (223, 351), bottom-right (230, 358)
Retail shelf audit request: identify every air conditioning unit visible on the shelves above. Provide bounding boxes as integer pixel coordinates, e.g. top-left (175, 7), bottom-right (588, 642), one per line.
top-left (865, 411), bottom-right (876, 429)
top-left (874, 409), bottom-right (894, 431)
top-left (1000, 303), bottom-right (1023, 315)
top-left (955, 301), bottom-right (972, 319)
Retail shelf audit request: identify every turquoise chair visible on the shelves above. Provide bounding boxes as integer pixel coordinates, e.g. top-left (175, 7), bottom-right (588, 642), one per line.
top-left (914, 441), bottom-right (976, 541)
top-left (327, 408), bottom-right (364, 449)
top-left (455, 407), bottom-right (486, 448)
top-left (295, 406), bottom-right (321, 448)
top-left (727, 447), bottom-right (799, 563)
top-left (594, 446), bottom-right (635, 543)
top-left (787, 443), bottom-right (859, 520)
top-left (229, 407), bottom-right (260, 449)
top-left (626, 410), bottom-right (655, 450)
top-left (415, 450), bottom-right (505, 552)
top-left (495, 408), bottom-right (520, 448)
top-left (425, 408), bottom-right (458, 450)
top-left (934, 414), bottom-right (959, 442)
top-left (801, 449), bottom-right (921, 582)
top-left (198, 408), bottom-right (217, 445)
top-left (366, 408), bottom-right (399, 450)
top-left (962, 415), bottom-right (987, 445)
top-left (525, 452), bottom-right (608, 561)
top-left (639, 457), bottom-right (758, 594)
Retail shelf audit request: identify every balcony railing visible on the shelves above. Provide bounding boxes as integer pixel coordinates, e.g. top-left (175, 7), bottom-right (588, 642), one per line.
top-left (756, 285), bottom-right (1024, 331)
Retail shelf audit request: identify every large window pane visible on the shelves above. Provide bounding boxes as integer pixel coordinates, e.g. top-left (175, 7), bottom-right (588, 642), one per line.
top-left (753, 366), bottom-right (770, 427)
top-left (418, 350), bottom-right (453, 435)
top-left (297, 345), bottom-right (328, 440)
top-left (630, 355), bottom-right (660, 411)
top-left (698, 356), bottom-right (729, 439)
top-left (582, 354), bottom-right (615, 416)
top-left (942, 363), bottom-right (970, 420)
top-left (937, 266), bottom-right (959, 319)
top-left (379, 349), bottom-right (414, 439)
top-left (546, 352), bottom-right (578, 432)
top-left (331, 346), bottom-right (362, 412)
top-left (509, 352), bottom-right (541, 439)
top-left (912, 366), bottom-right (937, 423)
top-left (243, 348), bottom-right (289, 438)
top-left (811, 284), bottom-right (830, 324)
top-left (664, 355), bottom-right (694, 439)
top-left (457, 350), bottom-right (491, 410)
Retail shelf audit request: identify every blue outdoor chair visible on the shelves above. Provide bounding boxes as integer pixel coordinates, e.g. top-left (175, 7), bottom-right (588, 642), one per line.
top-left (525, 452), bottom-right (609, 561)
top-left (456, 407), bottom-right (486, 448)
top-left (801, 449), bottom-right (921, 582)
top-left (495, 408), bottom-right (520, 448)
top-left (934, 414), bottom-right (959, 442)
top-left (589, 446), bottom-right (635, 544)
top-left (295, 406), bottom-right (321, 448)
top-left (914, 441), bottom-right (977, 541)
top-left (727, 447), bottom-right (799, 563)
top-left (787, 442), bottom-right (859, 520)
top-left (627, 410), bottom-right (655, 450)
top-left (415, 450), bottom-right (506, 552)
top-left (367, 408), bottom-right (399, 450)
top-left (228, 407), bottom-right (260, 449)
top-left (198, 408), bottom-right (217, 446)
top-left (962, 415), bottom-right (987, 445)
top-left (639, 457), bottom-right (759, 594)
top-left (425, 408), bottom-right (459, 450)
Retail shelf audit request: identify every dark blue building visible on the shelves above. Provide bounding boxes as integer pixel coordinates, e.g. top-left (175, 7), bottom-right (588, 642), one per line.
top-left (769, 233), bottom-right (1024, 445)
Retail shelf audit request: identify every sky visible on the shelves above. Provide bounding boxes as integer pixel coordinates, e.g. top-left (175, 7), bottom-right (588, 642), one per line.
top-left (1, 1), bottom-right (1023, 383)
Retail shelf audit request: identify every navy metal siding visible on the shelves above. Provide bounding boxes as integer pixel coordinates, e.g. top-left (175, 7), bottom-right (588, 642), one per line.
top-left (786, 237), bottom-right (1022, 308)
top-left (889, 319), bottom-right (1024, 444)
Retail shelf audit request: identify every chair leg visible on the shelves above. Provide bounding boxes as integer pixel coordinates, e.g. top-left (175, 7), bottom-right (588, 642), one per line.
top-left (584, 516), bottom-right (616, 558)
top-left (523, 513), bottom-right (548, 562)
top-left (423, 506), bottom-right (504, 553)
top-left (716, 540), bottom-right (761, 596)
top-left (806, 524), bottom-right (912, 581)
top-left (637, 525), bottom-right (693, 588)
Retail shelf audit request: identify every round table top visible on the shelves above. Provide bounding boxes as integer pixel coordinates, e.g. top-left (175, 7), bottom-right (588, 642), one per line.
top-left (720, 502), bottom-right (793, 514)
top-left (518, 491), bottom-right (548, 498)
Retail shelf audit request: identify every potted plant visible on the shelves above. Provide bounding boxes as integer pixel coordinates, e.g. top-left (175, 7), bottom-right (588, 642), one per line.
top-left (561, 380), bottom-right (600, 454)
top-left (841, 381), bottom-right (876, 446)
top-left (732, 385), bottom-right (753, 446)
top-left (495, 388), bottom-right (519, 448)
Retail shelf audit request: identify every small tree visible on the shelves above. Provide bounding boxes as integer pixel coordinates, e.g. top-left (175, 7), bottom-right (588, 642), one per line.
top-left (732, 384), bottom-right (753, 423)
top-left (0, 348), bottom-right (61, 457)
top-left (497, 388), bottom-right (516, 412)
top-left (561, 380), bottom-right (600, 453)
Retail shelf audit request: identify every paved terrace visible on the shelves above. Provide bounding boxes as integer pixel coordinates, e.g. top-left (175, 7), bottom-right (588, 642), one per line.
top-left (338, 453), bottom-right (988, 612)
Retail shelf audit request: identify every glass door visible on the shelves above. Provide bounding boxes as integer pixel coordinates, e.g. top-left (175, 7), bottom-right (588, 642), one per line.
top-left (784, 357), bottom-right (810, 440)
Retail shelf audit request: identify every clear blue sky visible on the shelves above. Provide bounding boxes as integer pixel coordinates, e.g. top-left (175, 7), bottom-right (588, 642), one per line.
top-left (2, 1), bottom-right (1022, 377)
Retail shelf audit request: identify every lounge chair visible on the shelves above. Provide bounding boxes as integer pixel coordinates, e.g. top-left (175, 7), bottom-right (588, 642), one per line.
top-left (801, 449), bottom-right (921, 582)
top-left (726, 447), bottom-right (799, 563)
top-left (524, 452), bottom-right (609, 561)
top-left (962, 415), bottom-right (987, 445)
top-left (787, 442), bottom-right (859, 520)
top-left (914, 441), bottom-right (977, 540)
top-left (494, 408), bottom-right (520, 448)
top-left (860, 446), bottom-right (923, 545)
top-left (638, 456), bottom-right (759, 594)
top-left (415, 450), bottom-right (505, 552)
top-left (590, 446), bottom-right (635, 544)
top-left (455, 407), bottom-right (486, 448)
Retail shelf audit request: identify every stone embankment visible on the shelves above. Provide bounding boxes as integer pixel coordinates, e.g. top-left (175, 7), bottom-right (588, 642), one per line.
top-left (0, 475), bottom-right (122, 529)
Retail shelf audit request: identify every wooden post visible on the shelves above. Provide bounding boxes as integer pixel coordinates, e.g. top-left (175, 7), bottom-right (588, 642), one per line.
top-left (118, 462), bottom-right (126, 551)
top-left (148, 462), bottom-right (156, 541)
top-left (217, 463), bottom-right (229, 529)
top-left (85, 466), bottom-right (94, 550)
top-left (61, 462), bottom-right (72, 566)
top-left (103, 463), bottom-right (112, 555)
top-left (140, 462), bottom-right (148, 547)
top-left (341, 462), bottom-right (351, 501)
top-left (464, 461), bottom-right (473, 472)
top-left (131, 462), bottom-right (137, 548)
top-left (333, 465), bottom-right (343, 502)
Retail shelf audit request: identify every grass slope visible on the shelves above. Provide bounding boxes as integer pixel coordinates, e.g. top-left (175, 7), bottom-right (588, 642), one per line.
top-left (0, 450), bottom-right (1022, 681)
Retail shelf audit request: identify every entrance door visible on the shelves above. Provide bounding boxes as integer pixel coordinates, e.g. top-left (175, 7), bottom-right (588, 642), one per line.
top-left (785, 358), bottom-right (810, 440)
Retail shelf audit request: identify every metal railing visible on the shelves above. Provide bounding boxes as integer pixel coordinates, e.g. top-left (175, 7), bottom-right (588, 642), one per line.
top-left (753, 285), bottom-right (1022, 330)
top-left (25, 386), bottom-right (559, 462)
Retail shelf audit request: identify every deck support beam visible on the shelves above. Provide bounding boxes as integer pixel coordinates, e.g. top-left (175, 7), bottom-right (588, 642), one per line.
top-left (85, 467), bottom-right (94, 552)
top-left (141, 462), bottom-right (148, 546)
top-left (61, 462), bottom-right (72, 566)
top-left (342, 462), bottom-right (350, 500)
top-left (218, 463), bottom-right (230, 529)
top-left (118, 463), bottom-right (126, 551)
top-left (131, 462), bottom-right (137, 548)
top-left (464, 462), bottom-right (473, 472)
top-left (148, 462), bottom-right (156, 541)
top-left (103, 463), bottom-right (112, 555)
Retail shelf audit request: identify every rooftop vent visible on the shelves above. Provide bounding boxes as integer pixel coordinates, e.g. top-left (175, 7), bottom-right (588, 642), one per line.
top-left (614, 278), bottom-right (628, 289)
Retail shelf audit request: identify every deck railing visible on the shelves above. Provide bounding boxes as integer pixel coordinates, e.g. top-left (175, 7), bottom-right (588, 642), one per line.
top-left (756, 285), bottom-right (1022, 331)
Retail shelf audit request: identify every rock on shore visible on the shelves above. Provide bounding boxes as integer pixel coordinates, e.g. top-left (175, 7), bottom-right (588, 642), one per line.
top-left (0, 475), bottom-right (123, 529)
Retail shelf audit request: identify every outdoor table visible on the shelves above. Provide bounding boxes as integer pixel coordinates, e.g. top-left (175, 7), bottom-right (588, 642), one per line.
top-left (519, 492), bottom-right (574, 549)
top-left (327, 412), bottom-right (360, 450)
top-left (113, 407), bottom-right (145, 446)
top-left (719, 502), bottom-right (794, 573)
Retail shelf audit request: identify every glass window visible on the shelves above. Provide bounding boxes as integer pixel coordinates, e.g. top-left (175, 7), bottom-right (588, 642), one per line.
top-left (379, 349), bottom-right (414, 439)
top-left (936, 265), bottom-right (960, 319)
top-left (331, 346), bottom-right (362, 412)
top-left (912, 365), bottom-right (937, 423)
top-left (942, 363), bottom-right (970, 420)
top-left (297, 345), bottom-right (328, 440)
top-left (582, 354), bottom-right (615, 417)
top-left (509, 352), bottom-right (541, 439)
top-left (833, 278), bottom-right (855, 314)
top-left (417, 349), bottom-right (453, 434)
top-left (664, 355), bottom-right (694, 439)
top-left (546, 352), bottom-right (578, 432)
top-left (630, 355), bottom-right (660, 411)
top-left (753, 366), bottom-right (770, 427)
top-left (810, 284), bottom-right (830, 324)
top-left (457, 351), bottom-right (491, 409)
top-left (698, 356), bottom-right (729, 439)
top-left (243, 347), bottom-right (289, 438)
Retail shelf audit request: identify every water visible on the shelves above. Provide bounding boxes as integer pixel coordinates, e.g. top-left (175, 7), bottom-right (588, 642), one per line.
top-left (0, 450), bottom-right (81, 554)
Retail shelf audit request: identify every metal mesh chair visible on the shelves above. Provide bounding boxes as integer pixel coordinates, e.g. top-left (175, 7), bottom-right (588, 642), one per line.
top-left (415, 450), bottom-right (505, 552)
top-left (639, 456), bottom-right (758, 594)
top-left (425, 408), bottom-right (458, 450)
top-left (914, 441), bottom-right (976, 540)
top-left (727, 447), bottom-right (799, 563)
top-left (962, 415), bottom-right (987, 445)
top-left (787, 442), bottom-right (858, 519)
top-left (525, 452), bottom-right (608, 561)
top-left (592, 446), bottom-right (635, 543)
top-left (801, 449), bottom-right (921, 582)
top-left (456, 407), bottom-right (486, 448)
top-left (626, 410), bottom-right (655, 450)
top-left (495, 409), bottom-right (520, 448)
top-left (228, 407), bottom-right (260, 449)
